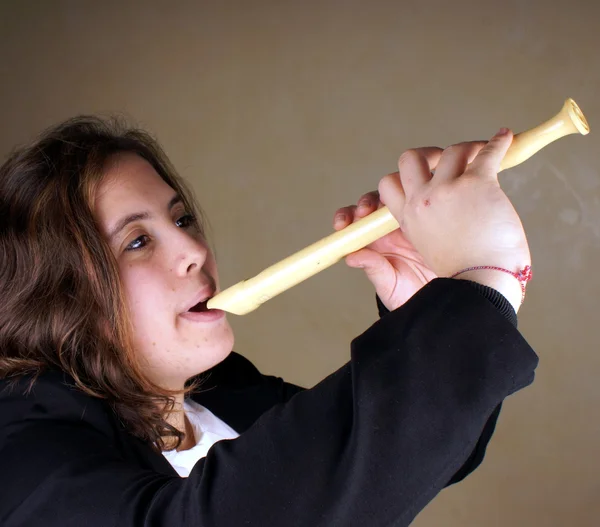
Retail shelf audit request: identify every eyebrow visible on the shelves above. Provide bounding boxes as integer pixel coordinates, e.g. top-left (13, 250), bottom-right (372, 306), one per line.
top-left (108, 194), bottom-right (183, 243)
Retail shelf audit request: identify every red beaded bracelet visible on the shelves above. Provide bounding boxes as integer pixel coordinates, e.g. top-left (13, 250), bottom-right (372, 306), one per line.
top-left (450, 265), bottom-right (533, 305)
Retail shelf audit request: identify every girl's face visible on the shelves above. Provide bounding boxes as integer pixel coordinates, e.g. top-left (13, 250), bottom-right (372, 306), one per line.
top-left (95, 153), bottom-right (234, 389)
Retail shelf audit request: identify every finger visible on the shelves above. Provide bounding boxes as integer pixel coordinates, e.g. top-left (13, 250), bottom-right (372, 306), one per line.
top-left (397, 147), bottom-right (443, 197)
top-left (345, 248), bottom-right (393, 295)
top-left (356, 190), bottom-right (380, 216)
top-left (333, 205), bottom-right (357, 230)
top-left (378, 174), bottom-right (397, 207)
top-left (433, 141), bottom-right (487, 184)
top-left (379, 172), bottom-right (405, 220)
top-left (466, 128), bottom-right (514, 180)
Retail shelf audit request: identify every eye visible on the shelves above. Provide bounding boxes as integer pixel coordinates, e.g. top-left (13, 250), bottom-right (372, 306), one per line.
top-left (125, 234), bottom-right (150, 252)
top-left (176, 213), bottom-right (198, 229)
top-left (124, 214), bottom-right (199, 252)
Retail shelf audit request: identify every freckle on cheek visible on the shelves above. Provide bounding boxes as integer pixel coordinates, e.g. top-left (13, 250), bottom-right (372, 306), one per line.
top-left (424, 198), bottom-right (431, 207)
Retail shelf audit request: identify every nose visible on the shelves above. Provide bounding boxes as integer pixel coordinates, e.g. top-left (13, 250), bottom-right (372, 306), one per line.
top-left (172, 229), bottom-right (209, 277)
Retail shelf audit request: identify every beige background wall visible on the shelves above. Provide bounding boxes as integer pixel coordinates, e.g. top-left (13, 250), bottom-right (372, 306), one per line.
top-left (1, 1), bottom-right (599, 524)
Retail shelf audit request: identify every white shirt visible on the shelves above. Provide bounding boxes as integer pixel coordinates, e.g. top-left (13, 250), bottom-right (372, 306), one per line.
top-left (162, 399), bottom-right (239, 478)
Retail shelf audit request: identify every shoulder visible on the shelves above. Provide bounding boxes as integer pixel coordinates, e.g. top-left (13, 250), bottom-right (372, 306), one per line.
top-left (191, 352), bottom-right (305, 434)
top-left (193, 351), bottom-right (304, 395)
top-left (0, 370), bottom-right (116, 440)
top-left (195, 351), bottom-right (266, 389)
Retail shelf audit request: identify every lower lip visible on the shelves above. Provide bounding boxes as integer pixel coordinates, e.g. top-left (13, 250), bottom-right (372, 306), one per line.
top-left (179, 309), bottom-right (226, 323)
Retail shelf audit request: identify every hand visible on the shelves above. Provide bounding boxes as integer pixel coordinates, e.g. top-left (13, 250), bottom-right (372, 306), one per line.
top-left (379, 129), bottom-right (531, 312)
top-left (333, 189), bottom-right (437, 311)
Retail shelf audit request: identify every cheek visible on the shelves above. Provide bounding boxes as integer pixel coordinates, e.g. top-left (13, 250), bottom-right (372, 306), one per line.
top-left (121, 265), bottom-right (164, 326)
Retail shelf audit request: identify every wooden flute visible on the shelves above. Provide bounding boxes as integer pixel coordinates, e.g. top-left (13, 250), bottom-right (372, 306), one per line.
top-left (207, 98), bottom-right (590, 315)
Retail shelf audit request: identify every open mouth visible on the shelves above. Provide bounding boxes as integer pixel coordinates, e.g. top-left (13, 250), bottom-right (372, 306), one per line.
top-left (188, 299), bottom-right (210, 313)
top-left (180, 293), bottom-right (224, 322)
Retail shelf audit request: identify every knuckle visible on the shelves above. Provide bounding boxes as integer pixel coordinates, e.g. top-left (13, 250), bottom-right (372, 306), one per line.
top-left (473, 150), bottom-right (497, 169)
top-left (443, 143), bottom-right (470, 160)
top-left (444, 143), bottom-right (462, 155)
top-left (378, 173), bottom-right (398, 194)
top-left (397, 149), bottom-right (420, 167)
top-left (380, 172), bottom-right (397, 185)
top-left (478, 143), bottom-right (495, 155)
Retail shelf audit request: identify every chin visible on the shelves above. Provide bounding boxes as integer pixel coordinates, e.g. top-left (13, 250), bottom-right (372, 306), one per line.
top-left (177, 320), bottom-right (235, 380)
top-left (205, 324), bottom-right (235, 370)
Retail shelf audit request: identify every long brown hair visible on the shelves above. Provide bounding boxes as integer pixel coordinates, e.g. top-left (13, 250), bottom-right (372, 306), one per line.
top-left (0, 116), bottom-right (208, 450)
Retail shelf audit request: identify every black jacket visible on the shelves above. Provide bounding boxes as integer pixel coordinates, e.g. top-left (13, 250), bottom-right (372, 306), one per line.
top-left (0, 279), bottom-right (538, 526)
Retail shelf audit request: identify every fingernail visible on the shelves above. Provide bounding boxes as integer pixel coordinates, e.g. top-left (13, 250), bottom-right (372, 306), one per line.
top-left (497, 127), bottom-right (510, 136)
top-left (335, 213), bottom-right (346, 223)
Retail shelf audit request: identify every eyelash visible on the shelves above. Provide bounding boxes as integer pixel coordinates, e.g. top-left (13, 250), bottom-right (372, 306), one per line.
top-left (125, 214), bottom-right (198, 252)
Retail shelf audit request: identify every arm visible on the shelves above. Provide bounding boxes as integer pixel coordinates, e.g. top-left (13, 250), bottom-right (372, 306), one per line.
top-left (193, 279), bottom-right (515, 436)
top-left (376, 280), bottom-right (516, 486)
top-left (0, 279), bottom-right (537, 527)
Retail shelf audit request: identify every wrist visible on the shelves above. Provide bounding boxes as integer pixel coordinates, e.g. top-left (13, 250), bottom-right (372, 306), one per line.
top-left (450, 265), bottom-right (532, 314)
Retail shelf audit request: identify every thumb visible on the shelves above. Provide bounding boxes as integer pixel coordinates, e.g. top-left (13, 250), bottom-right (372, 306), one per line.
top-left (467, 128), bottom-right (513, 178)
top-left (345, 248), bottom-right (394, 295)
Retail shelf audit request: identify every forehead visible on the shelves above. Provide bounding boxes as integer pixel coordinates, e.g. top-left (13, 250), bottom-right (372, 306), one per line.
top-left (95, 153), bottom-right (176, 222)
top-left (98, 152), bottom-right (172, 201)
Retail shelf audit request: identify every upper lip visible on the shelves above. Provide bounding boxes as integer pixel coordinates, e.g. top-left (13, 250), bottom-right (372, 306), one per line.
top-left (180, 285), bottom-right (215, 313)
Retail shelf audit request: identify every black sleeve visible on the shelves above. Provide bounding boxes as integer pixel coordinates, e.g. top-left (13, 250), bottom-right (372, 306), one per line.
top-left (376, 281), bottom-right (517, 327)
top-left (376, 281), bottom-right (517, 486)
top-left (0, 278), bottom-right (538, 527)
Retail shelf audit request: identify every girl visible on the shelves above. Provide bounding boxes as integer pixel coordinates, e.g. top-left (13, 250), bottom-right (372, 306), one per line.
top-left (0, 117), bottom-right (537, 526)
